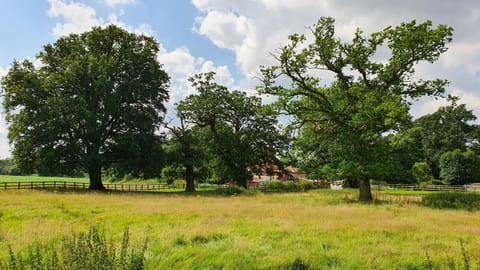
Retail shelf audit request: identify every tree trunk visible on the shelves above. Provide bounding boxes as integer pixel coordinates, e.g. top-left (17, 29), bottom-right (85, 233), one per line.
top-left (88, 164), bottom-right (105, 190)
top-left (185, 164), bottom-right (195, 192)
top-left (237, 177), bottom-right (247, 189)
top-left (358, 178), bottom-right (372, 202)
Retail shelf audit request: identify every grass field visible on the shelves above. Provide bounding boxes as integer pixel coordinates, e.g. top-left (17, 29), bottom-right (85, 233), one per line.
top-left (1, 189), bottom-right (480, 269)
top-left (0, 175), bottom-right (89, 183)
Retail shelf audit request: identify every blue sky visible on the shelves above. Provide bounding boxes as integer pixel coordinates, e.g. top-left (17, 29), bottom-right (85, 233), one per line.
top-left (1, 0), bottom-right (480, 158)
top-left (0, 0), bottom-right (236, 76)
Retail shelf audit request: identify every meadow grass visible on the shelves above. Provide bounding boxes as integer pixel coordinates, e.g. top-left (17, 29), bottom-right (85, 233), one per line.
top-left (0, 189), bottom-right (479, 269)
top-left (0, 175), bottom-right (89, 183)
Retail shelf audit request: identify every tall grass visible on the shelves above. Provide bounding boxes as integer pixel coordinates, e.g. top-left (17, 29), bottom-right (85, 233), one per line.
top-left (1, 226), bottom-right (147, 269)
top-left (423, 192), bottom-right (480, 211)
top-left (0, 190), bottom-right (480, 269)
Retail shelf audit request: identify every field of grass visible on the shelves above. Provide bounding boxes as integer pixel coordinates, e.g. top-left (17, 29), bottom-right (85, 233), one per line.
top-left (0, 175), bottom-right (89, 183)
top-left (1, 189), bottom-right (480, 269)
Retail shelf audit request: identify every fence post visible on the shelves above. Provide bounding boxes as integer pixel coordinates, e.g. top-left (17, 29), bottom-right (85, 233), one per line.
top-left (18, 182), bottom-right (20, 189)
top-left (31, 181), bottom-right (33, 189)
top-left (4, 182), bottom-right (6, 190)
top-left (64, 182), bottom-right (66, 189)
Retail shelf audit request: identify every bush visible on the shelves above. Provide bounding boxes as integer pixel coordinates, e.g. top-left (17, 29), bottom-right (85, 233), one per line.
top-left (161, 165), bottom-right (185, 185)
top-left (212, 186), bottom-right (251, 196)
top-left (422, 192), bottom-right (480, 211)
top-left (262, 180), bottom-right (315, 192)
top-left (173, 179), bottom-right (186, 188)
top-left (262, 180), bottom-right (287, 192)
top-left (412, 162), bottom-right (433, 184)
top-left (1, 227), bottom-right (147, 270)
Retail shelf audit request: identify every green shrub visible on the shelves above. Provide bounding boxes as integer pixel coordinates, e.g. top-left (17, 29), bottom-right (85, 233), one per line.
top-left (262, 180), bottom-right (316, 192)
top-left (262, 180), bottom-right (286, 192)
top-left (412, 162), bottom-right (433, 184)
top-left (161, 165), bottom-right (185, 185)
top-left (173, 179), bottom-right (186, 188)
top-left (1, 227), bottom-right (147, 270)
top-left (295, 180), bottom-right (315, 191)
top-left (431, 179), bottom-right (445, 185)
top-left (213, 186), bottom-right (250, 196)
top-left (422, 192), bottom-right (480, 211)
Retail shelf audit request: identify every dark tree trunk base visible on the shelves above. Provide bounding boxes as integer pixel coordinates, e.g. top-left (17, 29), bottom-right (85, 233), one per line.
top-left (185, 165), bottom-right (195, 192)
top-left (358, 178), bottom-right (373, 202)
top-left (89, 184), bottom-right (106, 191)
top-left (88, 164), bottom-right (105, 191)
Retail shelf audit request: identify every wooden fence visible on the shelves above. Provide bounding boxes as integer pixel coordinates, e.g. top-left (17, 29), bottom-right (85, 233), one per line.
top-left (374, 184), bottom-right (469, 192)
top-left (0, 181), bottom-right (174, 191)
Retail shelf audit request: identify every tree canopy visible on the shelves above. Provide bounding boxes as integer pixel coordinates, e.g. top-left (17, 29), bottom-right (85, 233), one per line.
top-left (260, 17), bottom-right (453, 201)
top-left (412, 97), bottom-right (479, 178)
top-left (177, 72), bottom-right (287, 187)
top-left (1, 25), bottom-right (170, 189)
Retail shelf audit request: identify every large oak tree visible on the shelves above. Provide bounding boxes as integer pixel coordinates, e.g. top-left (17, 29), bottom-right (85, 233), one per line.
top-left (1, 25), bottom-right (169, 189)
top-left (260, 17), bottom-right (453, 201)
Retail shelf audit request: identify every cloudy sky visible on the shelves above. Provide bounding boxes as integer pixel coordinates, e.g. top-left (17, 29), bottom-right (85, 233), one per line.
top-left (0, 0), bottom-right (479, 158)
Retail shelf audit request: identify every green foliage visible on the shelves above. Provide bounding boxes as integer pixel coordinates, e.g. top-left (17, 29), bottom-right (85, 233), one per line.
top-left (1, 227), bottom-right (147, 270)
top-left (412, 162), bottom-right (433, 184)
top-left (177, 72), bottom-right (288, 188)
top-left (422, 193), bottom-right (480, 211)
top-left (0, 159), bottom-right (20, 175)
top-left (412, 98), bottom-right (479, 178)
top-left (1, 25), bottom-right (170, 189)
top-left (262, 180), bottom-right (315, 192)
top-left (173, 179), bottom-right (186, 188)
top-left (161, 165), bottom-right (185, 185)
top-left (211, 186), bottom-right (250, 196)
top-left (440, 149), bottom-right (480, 185)
top-left (260, 17), bottom-right (453, 201)
top-left (262, 180), bottom-right (285, 192)
top-left (163, 123), bottom-right (211, 192)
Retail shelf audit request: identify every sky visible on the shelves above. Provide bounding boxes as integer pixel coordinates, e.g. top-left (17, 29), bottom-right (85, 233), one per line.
top-left (0, 0), bottom-right (479, 158)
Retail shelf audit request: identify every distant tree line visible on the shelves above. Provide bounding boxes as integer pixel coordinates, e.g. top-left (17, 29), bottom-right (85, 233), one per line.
top-left (3, 17), bottom-right (477, 202)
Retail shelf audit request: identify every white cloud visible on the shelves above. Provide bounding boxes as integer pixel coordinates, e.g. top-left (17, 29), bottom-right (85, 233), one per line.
top-left (194, 10), bottom-right (249, 49)
top-left (104, 0), bottom-right (135, 7)
top-left (158, 46), bottom-right (197, 81)
top-left (0, 66), bottom-right (7, 79)
top-left (442, 43), bottom-right (480, 76)
top-left (47, 0), bottom-right (152, 37)
top-left (47, 0), bottom-right (100, 37)
top-left (0, 66), bottom-right (11, 158)
top-left (157, 45), bottom-right (235, 119)
top-left (192, 0), bottom-right (480, 117)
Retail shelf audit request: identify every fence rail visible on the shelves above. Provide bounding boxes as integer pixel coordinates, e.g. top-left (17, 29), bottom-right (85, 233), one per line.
top-left (0, 181), bottom-right (175, 191)
top-left (3, 181), bottom-right (479, 193)
top-left (374, 184), bottom-right (470, 192)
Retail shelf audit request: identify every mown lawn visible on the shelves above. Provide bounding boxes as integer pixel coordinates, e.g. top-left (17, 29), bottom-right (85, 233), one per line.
top-left (0, 175), bottom-right (89, 183)
top-left (0, 189), bottom-right (479, 269)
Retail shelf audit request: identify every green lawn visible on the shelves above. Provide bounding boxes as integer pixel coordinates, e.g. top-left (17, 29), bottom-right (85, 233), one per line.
top-left (0, 189), bottom-right (479, 269)
top-left (0, 175), bottom-right (89, 183)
